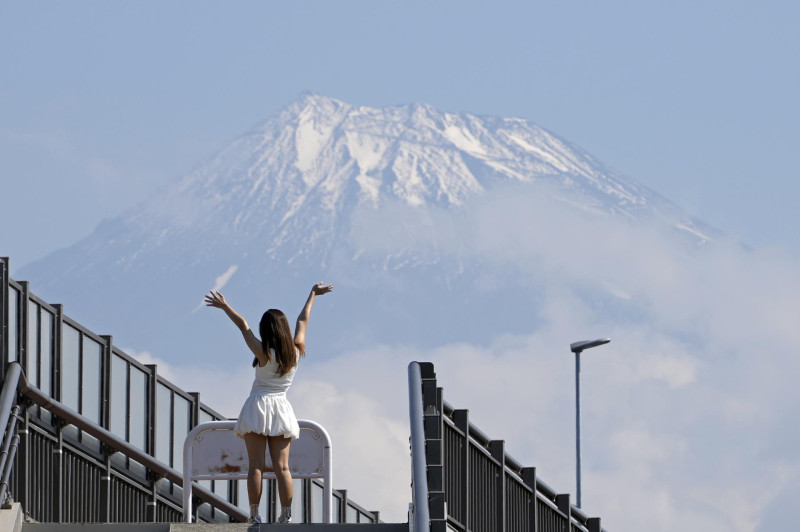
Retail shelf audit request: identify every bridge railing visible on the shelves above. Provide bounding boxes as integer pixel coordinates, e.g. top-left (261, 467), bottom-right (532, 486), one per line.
top-left (0, 257), bottom-right (381, 524)
top-left (409, 361), bottom-right (607, 532)
top-left (0, 361), bottom-right (247, 521)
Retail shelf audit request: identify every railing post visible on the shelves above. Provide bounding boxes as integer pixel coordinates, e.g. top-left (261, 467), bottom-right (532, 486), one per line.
top-left (145, 364), bottom-right (157, 459)
top-left (188, 392), bottom-right (200, 431)
top-left (556, 494), bottom-right (572, 532)
top-left (587, 517), bottom-right (601, 532)
top-left (188, 391), bottom-right (201, 523)
top-left (338, 489), bottom-right (347, 523)
top-left (17, 283), bottom-right (30, 514)
top-left (489, 440), bottom-right (506, 532)
top-left (52, 305), bottom-right (63, 413)
top-left (1, 257), bottom-right (8, 375)
top-left (17, 413), bottom-right (29, 514)
top-left (146, 471), bottom-right (159, 522)
top-left (145, 364), bottom-right (159, 522)
top-left (267, 479), bottom-right (276, 522)
top-left (303, 479), bottom-right (311, 524)
top-left (422, 375), bottom-right (446, 531)
top-left (19, 282), bottom-right (29, 392)
top-left (51, 304), bottom-right (65, 523)
top-left (52, 417), bottom-right (65, 523)
top-left (99, 443), bottom-right (112, 522)
top-left (453, 409), bottom-right (469, 531)
top-left (101, 336), bottom-right (113, 432)
top-left (521, 467), bottom-right (538, 532)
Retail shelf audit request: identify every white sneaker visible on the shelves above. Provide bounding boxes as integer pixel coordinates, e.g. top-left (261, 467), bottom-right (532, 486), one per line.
top-left (247, 515), bottom-right (262, 524)
top-left (277, 515), bottom-right (292, 524)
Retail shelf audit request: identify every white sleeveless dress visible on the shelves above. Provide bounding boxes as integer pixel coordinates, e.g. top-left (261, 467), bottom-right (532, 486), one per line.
top-left (234, 348), bottom-right (300, 440)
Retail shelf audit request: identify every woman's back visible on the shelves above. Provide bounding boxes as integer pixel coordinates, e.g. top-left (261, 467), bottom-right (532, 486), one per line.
top-left (251, 348), bottom-right (298, 394)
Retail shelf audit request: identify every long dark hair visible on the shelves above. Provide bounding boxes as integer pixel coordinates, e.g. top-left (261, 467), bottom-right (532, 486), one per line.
top-left (256, 309), bottom-right (300, 376)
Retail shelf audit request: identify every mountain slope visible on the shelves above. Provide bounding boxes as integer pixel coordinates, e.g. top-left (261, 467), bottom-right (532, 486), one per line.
top-left (18, 94), bottom-right (717, 364)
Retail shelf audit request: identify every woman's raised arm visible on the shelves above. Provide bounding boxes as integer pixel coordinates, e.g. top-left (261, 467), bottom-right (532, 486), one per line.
top-left (294, 282), bottom-right (333, 353)
top-left (204, 291), bottom-right (248, 331)
top-left (205, 291), bottom-right (265, 363)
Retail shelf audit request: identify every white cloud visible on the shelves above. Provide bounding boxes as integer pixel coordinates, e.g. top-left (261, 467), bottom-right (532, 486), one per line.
top-left (608, 429), bottom-right (686, 465)
top-left (212, 264), bottom-right (239, 292)
top-left (194, 264), bottom-right (240, 312)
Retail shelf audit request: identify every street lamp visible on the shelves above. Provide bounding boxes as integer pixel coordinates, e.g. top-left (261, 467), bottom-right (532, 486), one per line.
top-left (569, 337), bottom-right (610, 509)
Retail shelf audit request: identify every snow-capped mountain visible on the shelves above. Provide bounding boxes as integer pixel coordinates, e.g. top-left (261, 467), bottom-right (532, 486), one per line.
top-left (18, 94), bottom-right (717, 365)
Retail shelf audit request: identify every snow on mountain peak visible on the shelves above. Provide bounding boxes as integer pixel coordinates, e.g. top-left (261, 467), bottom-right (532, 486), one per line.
top-left (24, 93), bottom-right (719, 290)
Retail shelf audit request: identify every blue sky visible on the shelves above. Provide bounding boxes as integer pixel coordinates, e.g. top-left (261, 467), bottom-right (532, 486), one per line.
top-left (2, 1), bottom-right (799, 273)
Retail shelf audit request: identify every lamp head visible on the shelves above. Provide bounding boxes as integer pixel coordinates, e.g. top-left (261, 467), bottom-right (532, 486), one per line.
top-left (570, 338), bottom-right (611, 353)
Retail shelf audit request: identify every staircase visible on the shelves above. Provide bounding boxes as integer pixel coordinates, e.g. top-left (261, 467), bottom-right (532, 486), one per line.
top-left (1, 504), bottom-right (409, 532)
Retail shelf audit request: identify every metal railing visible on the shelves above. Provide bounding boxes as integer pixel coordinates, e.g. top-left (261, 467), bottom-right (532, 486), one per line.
top-left (409, 361), bottom-right (607, 532)
top-left (0, 257), bottom-right (382, 524)
top-left (0, 361), bottom-right (247, 520)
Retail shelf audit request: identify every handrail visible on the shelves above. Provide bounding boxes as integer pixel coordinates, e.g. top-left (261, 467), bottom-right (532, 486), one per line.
top-left (408, 362), bottom-right (430, 532)
top-left (0, 430), bottom-right (20, 505)
top-left (441, 398), bottom-right (605, 531)
top-left (0, 364), bottom-right (22, 453)
top-left (0, 363), bottom-right (23, 504)
top-left (0, 406), bottom-right (20, 478)
top-left (0, 362), bottom-right (248, 522)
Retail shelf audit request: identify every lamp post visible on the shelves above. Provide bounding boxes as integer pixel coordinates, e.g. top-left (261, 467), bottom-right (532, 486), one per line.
top-left (569, 337), bottom-right (610, 509)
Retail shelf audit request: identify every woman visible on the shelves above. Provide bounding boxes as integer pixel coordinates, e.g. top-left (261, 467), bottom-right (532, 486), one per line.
top-left (204, 282), bottom-right (333, 524)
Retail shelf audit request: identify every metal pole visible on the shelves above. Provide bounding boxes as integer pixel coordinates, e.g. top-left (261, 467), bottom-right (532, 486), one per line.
top-left (575, 350), bottom-right (582, 509)
top-left (569, 338), bottom-right (609, 511)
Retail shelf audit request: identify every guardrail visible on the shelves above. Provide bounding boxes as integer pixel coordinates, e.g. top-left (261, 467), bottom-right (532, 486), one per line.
top-left (409, 361), bottom-right (607, 532)
top-left (0, 361), bottom-right (247, 520)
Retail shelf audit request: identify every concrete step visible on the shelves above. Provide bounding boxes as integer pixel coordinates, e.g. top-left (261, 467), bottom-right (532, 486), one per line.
top-left (22, 523), bottom-right (409, 532)
top-left (0, 503), bottom-right (24, 532)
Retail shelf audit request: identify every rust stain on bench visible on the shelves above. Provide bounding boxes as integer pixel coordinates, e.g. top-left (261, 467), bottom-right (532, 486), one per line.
top-left (209, 463), bottom-right (244, 473)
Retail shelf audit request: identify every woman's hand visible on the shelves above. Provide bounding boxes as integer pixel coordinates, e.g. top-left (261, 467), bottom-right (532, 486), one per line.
top-left (204, 290), bottom-right (228, 309)
top-left (205, 290), bottom-right (248, 332)
top-left (295, 282), bottom-right (333, 352)
top-left (312, 282), bottom-right (333, 296)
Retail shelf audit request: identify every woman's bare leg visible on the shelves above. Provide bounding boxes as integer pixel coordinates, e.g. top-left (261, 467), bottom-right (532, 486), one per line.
top-left (267, 436), bottom-right (293, 509)
top-left (243, 433), bottom-right (268, 507)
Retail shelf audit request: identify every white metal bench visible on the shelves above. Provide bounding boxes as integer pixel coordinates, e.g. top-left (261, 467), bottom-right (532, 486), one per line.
top-left (182, 420), bottom-right (332, 523)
